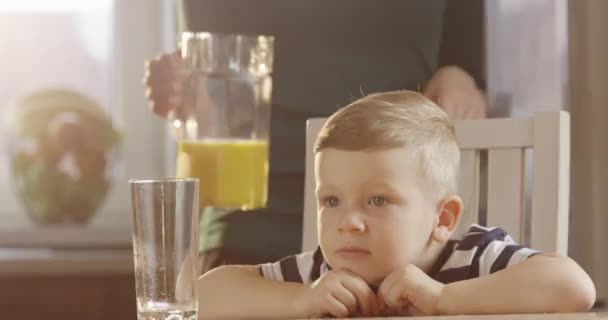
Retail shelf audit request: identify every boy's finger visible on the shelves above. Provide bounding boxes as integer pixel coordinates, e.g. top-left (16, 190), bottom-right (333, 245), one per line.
top-left (377, 283), bottom-right (387, 313)
top-left (325, 294), bottom-right (350, 318)
top-left (332, 285), bottom-right (358, 315)
top-left (377, 290), bottom-right (387, 315)
top-left (377, 272), bottom-right (396, 303)
top-left (341, 277), bottom-right (376, 317)
top-left (408, 303), bottom-right (425, 316)
top-left (384, 280), bottom-right (407, 309)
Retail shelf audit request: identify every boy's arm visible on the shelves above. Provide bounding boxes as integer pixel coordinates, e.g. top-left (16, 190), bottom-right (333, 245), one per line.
top-left (197, 265), bottom-right (308, 319)
top-left (437, 254), bottom-right (596, 314)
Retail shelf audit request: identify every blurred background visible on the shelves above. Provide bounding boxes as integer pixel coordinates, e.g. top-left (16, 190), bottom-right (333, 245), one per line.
top-left (0, 0), bottom-right (606, 318)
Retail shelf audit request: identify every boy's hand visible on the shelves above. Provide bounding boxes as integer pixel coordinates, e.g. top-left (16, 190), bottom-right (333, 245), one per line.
top-left (377, 264), bottom-right (445, 316)
top-left (300, 269), bottom-right (378, 318)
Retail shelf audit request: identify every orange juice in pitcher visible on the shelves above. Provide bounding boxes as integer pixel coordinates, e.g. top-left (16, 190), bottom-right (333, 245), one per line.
top-left (176, 139), bottom-right (268, 209)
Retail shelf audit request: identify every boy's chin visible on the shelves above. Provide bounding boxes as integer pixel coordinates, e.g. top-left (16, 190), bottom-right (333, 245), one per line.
top-left (366, 274), bottom-right (387, 286)
top-left (336, 265), bottom-right (386, 286)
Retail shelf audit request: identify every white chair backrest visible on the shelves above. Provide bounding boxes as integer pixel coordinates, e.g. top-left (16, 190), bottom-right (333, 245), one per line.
top-left (302, 111), bottom-right (570, 256)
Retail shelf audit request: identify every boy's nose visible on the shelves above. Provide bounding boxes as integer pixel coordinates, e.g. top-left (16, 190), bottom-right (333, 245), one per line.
top-left (337, 212), bottom-right (366, 233)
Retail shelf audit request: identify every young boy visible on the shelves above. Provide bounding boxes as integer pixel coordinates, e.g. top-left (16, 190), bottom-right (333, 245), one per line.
top-left (197, 90), bottom-right (595, 318)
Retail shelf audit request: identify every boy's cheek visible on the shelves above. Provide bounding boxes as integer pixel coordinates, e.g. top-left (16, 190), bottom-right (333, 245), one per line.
top-left (375, 240), bottom-right (421, 273)
top-left (318, 222), bottom-right (335, 246)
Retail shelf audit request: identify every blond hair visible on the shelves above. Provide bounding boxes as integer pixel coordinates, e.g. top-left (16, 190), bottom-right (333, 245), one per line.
top-left (315, 90), bottom-right (460, 199)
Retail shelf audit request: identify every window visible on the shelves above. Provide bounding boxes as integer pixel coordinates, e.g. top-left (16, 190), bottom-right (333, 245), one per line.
top-left (0, 0), bottom-right (176, 247)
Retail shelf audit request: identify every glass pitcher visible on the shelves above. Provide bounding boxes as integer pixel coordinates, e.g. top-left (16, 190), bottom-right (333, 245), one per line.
top-left (170, 32), bottom-right (274, 210)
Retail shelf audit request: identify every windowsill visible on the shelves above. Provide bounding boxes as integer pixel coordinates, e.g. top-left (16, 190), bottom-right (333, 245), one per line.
top-left (0, 224), bottom-right (132, 248)
top-left (0, 248), bottom-right (133, 277)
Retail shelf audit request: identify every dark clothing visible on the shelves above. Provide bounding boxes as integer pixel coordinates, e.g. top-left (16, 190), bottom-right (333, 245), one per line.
top-left (179, 0), bottom-right (485, 269)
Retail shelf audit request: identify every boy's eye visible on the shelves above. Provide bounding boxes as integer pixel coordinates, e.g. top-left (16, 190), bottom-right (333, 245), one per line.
top-left (369, 195), bottom-right (387, 207)
top-left (324, 196), bottom-right (340, 208)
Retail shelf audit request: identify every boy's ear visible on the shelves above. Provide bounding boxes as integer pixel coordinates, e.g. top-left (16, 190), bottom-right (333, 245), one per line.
top-left (432, 195), bottom-right (463, 243)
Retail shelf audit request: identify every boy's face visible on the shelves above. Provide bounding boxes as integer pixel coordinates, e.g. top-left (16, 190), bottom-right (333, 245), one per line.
top-left (315, 147), bottom-right (439, 285)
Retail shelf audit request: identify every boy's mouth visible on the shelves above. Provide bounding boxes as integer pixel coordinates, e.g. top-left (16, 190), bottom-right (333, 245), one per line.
top-left (335, 246), bottom-right (371, 258)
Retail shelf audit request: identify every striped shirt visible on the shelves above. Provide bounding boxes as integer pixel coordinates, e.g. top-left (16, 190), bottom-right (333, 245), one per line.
top-left (258, 224), bottom-right (541, 285)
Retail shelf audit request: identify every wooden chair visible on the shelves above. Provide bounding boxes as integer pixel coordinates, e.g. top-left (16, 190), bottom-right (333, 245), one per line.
top-left (302, 112), bottom-right (570, 256)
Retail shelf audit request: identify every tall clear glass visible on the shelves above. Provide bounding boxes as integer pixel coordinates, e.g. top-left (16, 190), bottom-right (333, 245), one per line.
top-left (130, 178), bottom-right (200, 320)
top-left (170, 32), bottom-right (274, 210)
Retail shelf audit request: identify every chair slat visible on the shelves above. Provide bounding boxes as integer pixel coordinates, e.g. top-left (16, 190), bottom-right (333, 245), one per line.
top-left (455, 150), bottom-right (481, 237)
top-left (302, 119), bottom-right (326, 252)
top-left (531, 112), bottom-right (570, 255)
top-left (487, 148), bottom-right (526, 243)
top-left (455, 117), bottom-right (534, 149)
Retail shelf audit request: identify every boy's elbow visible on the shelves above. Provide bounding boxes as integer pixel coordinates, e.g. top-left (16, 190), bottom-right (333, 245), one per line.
top-left (562, 274), bottom-right (596, 313)
top-left (576, 286), bottom-right (597, 312)
top-left (555, 281), bottom-right (596, 313)
top-left (548, 256), bottom-right (596, 313)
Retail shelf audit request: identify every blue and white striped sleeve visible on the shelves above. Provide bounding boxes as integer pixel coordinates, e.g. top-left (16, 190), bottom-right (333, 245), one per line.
top-left (257, 247), bottom-right (325, 284)
top-left (470, 225), bottom-right (541, 277)
top-left (434, 224), bottom-right (541, 283)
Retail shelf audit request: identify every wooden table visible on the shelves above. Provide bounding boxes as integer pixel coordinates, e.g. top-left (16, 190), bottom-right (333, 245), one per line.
top-left (0, 248), bottom-right (136, 320)
top-left (349, 314), bottom-right (606, 320)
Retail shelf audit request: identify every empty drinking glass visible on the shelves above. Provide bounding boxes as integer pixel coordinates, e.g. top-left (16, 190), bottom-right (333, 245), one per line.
top-left (130, 178), bottom-right (200, 320)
